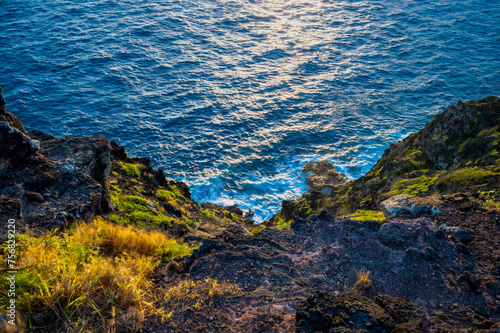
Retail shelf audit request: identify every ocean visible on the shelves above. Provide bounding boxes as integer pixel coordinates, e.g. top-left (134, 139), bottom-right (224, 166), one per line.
top-left (1, 0), bottom-right (498, 222)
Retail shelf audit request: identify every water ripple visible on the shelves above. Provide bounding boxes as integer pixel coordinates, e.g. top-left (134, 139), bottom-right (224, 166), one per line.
top-left (0, 0), bottom-right (499, 221)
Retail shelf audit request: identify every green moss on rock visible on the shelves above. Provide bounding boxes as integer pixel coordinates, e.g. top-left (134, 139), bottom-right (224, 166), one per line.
top-left (121, 163), bottom-right (141, 177)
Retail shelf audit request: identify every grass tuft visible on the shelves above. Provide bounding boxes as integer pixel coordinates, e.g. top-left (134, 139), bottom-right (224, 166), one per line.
top-left (157, 278), bottom-right (240, 321)
top-left (342, 210), bottom-right (385, 222)
top-left (121, 163), bottom-right (141, 177)
top-left (354, 268), bottom-right (372, 291)
top-left (112, 193), bottom-right (149, 212)
top-left (276, 216), bottom-right (293, 229)
top-left (157, 189), bottom-right (176, 202)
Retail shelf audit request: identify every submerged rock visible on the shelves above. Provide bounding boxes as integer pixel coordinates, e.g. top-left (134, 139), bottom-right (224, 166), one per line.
top-left (380, 194), bottom-right (441, 219)
top-left (302, 160), bottom-right (353, 193)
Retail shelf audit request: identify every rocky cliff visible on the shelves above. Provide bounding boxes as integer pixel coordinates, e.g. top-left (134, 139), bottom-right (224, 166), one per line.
top-left (1, 90), bottom-right (499, 332)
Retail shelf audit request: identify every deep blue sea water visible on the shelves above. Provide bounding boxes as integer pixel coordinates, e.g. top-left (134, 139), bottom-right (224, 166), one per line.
top-left (1, 0), bottom-right (499, 222)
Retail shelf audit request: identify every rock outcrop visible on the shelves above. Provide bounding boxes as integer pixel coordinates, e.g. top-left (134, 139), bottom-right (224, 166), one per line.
top-left (147, 199), bottom-right (500, 332)
top-left (0, 90), bottom-right (112, 234)
top-left (380, 194), bottom-right (441, 219)
top-left (40, 136), bottom-right (114, 212)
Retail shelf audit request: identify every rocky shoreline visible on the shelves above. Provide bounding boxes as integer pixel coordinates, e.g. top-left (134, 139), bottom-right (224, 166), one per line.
top-left (1, 88), bottom-right (499, 332)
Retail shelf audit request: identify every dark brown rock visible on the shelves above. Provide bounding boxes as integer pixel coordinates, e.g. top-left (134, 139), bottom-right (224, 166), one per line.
top-left (40, 136), bottom-right (114, 212)
top-left (459, 202), bottom-right (473, 211)
top-left (296, 291), bottom-right (426, 332)
top-left (25, 191), bottom-right (44, 203)
top-left (0, 122), bottom-right (40, 160)
top-left (375, 295), bottom-right (430, 332)
top-left (225, 204), bottom-right (244, 216)
top-left (419, 97), bottom-right (500, 169)
top-left (29, 130), bottom-right (55, 142)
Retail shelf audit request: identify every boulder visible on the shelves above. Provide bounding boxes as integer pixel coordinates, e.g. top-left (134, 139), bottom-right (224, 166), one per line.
top-left (296, 291), bottom-right (429, 333)
top-left (0, 90), bottom-right (111, 232)
top-left (29, 130), bottom-right (55, 142)
top-left (0, 88), bottom-right (40, 162)
top-left (380, 194), bottom-right (441, 219)
top-left (375, 295), bottom-right (431, 333)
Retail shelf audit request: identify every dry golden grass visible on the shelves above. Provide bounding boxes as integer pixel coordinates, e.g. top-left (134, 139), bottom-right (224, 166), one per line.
top-left (0, 217), bottom-right (193, 332)
top-left (343, 268), bottom-right (372, 293)
top-left (156, 278), bottom-right (241, 323)
top-left (353, 268), bottom-right (372, 291)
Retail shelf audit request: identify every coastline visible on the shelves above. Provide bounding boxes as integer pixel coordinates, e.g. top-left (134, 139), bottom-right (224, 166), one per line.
top-left (1, 90), bottom-right (500, 332)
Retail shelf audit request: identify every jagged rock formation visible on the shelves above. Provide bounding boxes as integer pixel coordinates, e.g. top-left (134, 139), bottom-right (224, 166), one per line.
top-left (0, 89), bottom-right (115, 235)
top-left (0, 89), bottom-right (255, 239)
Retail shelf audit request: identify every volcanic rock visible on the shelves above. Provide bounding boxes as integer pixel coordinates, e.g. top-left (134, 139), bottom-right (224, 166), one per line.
top-left (296, 291), bottom-right (430, 332)
top-left (302, 160), bottom-right (353, 194)
top-left (380, 194), bottom-right (441, 219)
top-left (40, 136), bottom-right (114, 212)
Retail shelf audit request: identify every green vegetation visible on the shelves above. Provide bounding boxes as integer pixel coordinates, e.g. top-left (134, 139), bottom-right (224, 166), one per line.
top-left (386, 172), bottom-right (444, 196)
top-left (398, 158), bottom-right (435, 174)
top-left (121, 163), bottom-right (141, 177)
top-left (111, 192), bottom-right (174, 229)
top-left (438, 167), bottom-right (500, 187)
top-left (483, 199), bottom-right (500, 210)
top-left (251, 224), bottom-right (266, 234)
top-left (182, 215), bottom-right (193, 224)
top-left (276, 216), bottom-right (293, 229)
top-left (169, 184), bottom-right (185, 198)
top-left (0, 218), bottom-right (193, 331)
top-left (109, 213), bottom-right (129, 225)
top-left (201, 209), bottom-right (217, 220)
top-left (132, 211), bottom-right (172, 228)
top-left (298, 202), bottom-right (313, 216)
top-left (157, 185), bottom-right (185, 203)
top-left (112, 193), bottom-right (149, 212)
top-left (342, 210), bottom-right (385, 222)
top-left (157, 189), bottom-right (176, 202)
